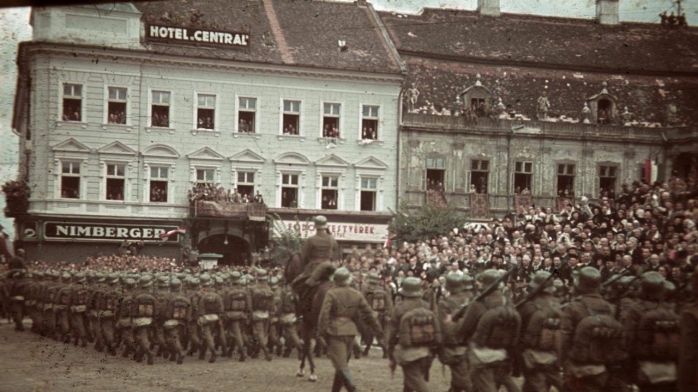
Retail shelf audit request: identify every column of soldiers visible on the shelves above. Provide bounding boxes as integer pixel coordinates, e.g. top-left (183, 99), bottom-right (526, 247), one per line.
top-left (0, 267), bottom-right (308, 367)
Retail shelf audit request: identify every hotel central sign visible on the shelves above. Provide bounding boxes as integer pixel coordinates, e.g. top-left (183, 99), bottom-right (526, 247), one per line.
top-left (43, 222), bottom-right (180, 242)
top-left (146, 24), bottom-right (249, 48)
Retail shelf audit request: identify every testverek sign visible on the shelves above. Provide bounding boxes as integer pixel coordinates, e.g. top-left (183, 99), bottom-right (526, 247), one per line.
top-left (278, 220), bottom-right (388, 243)
top-left (43, 222), bottom-right (179, 242)
top-left (146, 24), bottom-right (249, 48)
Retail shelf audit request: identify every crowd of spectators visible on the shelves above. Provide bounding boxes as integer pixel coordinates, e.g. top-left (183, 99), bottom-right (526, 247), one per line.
top-left (107, 111), bottom-right (126, 125)
top-left (188, 183), bottom-right (265, 205)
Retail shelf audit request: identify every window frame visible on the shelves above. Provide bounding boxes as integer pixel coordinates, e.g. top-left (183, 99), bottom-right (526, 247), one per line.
top-left (148, 165), bottom-right (170, 203)
top-left (193, 92), bottom-right (218, 131)
top-left (598, 163), bottom-right (619, 196)
top-left (280, 172), bottom-right (300, 208)
top-left (320, 174), bottom-right (340, 210)
top-left (149, 89), bottom-right (173, 129)
top-left (470, 159), bottom-right (490, 194)
top-left (104, 163), bottom-right (127, 201)
top-left (60, 82), bottom-right (85, 123)
top-left (104, 85), bottom-right (130, 125)
top-left (514, 160), bottom-right (534, 194)
top-left (280, 98), bottom-right (303, 136)
top-left (358, 175), bottom-right (379, 212)
top-left (360, 103), bottom-right (381, 141)
top-left (321, 101), bottom-right (342, 139)
top-left (556, 162), bottom-right (577, 196)
top-left (236, 95), bottom-right (258, 134)
top-left (59, 160), bottom-right (82, 199)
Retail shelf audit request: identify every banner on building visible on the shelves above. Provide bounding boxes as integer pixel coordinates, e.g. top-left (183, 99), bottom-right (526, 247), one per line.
top-left (43, 222), bottom-right (180, 242)
top-left (146, 24), bottom-right (249, 48)
top-left (275, 220), bottom-right (388, 243)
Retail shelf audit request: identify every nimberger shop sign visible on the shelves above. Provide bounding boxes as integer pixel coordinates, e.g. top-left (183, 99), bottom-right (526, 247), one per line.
top-left (43, 222), bottom-right (179, 242)
top-left (146, 24), bottom-right (249, 48)
top-left (277, 220), bottom-right (388, 243)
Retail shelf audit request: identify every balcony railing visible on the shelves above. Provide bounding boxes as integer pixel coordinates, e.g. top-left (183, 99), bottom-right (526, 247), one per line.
top-left (192, 201), bottom-right (267, 221)
top-left (402, 113), bottom-right (697, 141)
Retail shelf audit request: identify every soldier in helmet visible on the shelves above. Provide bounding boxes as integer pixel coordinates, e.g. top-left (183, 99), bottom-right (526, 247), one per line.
top-left (116, 277), bottom-right (137, 358)
top-left (42, 271), bottom-right (61, 340)
top-left (517, 270), bottom-right (563, 392)
top-left (152, 276), bottom-right (171, 359)
top-left (53, 272), bottom-right (74, 343)
top-left (319, 267), bottom-right (382, 392)
top-left (163, 278), bottom-right (190, 364)
top-left (7, 269), bottom-right (29, 332)
top-left (292, 216), bottom-right (338, 303)
top-left (249, 269), bottom-right (274, 361)
top-left (87, 273), bottom-right (106, 352)
top-left (196, 274), bottom-right (225, 363)
top-left (387, 276), bottom-right (440, 392)
top-left (132, 276), bottom-right (157, 365)
top-left (361, 272), bottom-right (392, 358)
top-left (279, 280), bottom-right (302, 358)
top-left (561, 267), bottom-right (625, 392)
top-left (267, 276), bottom-right (283, 356)
top-left (222, 271), bottom-right (251, 361)
top-left (678, 265), bottom-right (698, 392)
top-left (100, 274), bottom-right (122, 356)
top-left (621, 271), bottom-right (680, 392)
top-left (437, 273), bottom-right (473, 392)
top-left (185, 277), bottom-right (204, 357)
top-left (25, 271), bottom-right (43, 334)
top-left (69, 273), bottom-right (90, 347)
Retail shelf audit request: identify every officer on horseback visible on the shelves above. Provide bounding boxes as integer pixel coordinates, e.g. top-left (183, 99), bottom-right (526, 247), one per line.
top-left (292, 216), bottom-right (338, 306)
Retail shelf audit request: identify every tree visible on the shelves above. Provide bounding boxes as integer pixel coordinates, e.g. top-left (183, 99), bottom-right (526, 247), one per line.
top-left (388, 200), bottom-right (467, 245)
top-left (267, 213), bottom-right (308, 266)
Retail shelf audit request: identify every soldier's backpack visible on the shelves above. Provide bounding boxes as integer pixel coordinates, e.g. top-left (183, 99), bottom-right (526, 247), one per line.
top-left (253, 288), bottom-right (274, 312)
top-left (133, 293), bottom-right (156, 326)
top-left (369, 290), bottom-right (387, 312)
top-left (524, 300), bottom-right (562, 352)
top-left (471, 297), bottom-right (521, 350)
top-left (57, 287), bottom-right (72, 307)
top-left (101, 290), bottom-right (120, 318)
top-left (201, 292), bottom-right (223, 315)
top-left (164, 295), bottom-right (190, 329)
top-left (281, 290), bottom-right (295, 314)
top-left (635, 303), bottom-right (681, 361)
top-left (225, 290), bottom-right (248, 312)
top-left (398, 306), bottom-right (441, 347)
top-left (569, 298), bottom-right (627, 364)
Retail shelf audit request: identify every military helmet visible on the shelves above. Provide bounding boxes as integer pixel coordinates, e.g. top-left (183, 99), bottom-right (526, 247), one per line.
top-left (399, 277), bottom-right (423, 298)
top-left (478, 269), bottom-right (501, 287)
top-left (331, 267), bottom-right (352, 286)
top-left (187, 277), bottom-right (201, 289)
top-left (156, 276), bottom-right (170, 289)
top-left (314, 215), bottom-right (328, 230)
top-left (529, 271), bottom-right (555, 294)
top-left (138, 276), bottom-right (153, 289)
top-left (663, 280), bottom-right (675, 299)
top-left (106, 273), bottom-right (120, 285)
top-left (74, 272), bottom-right (87, 284)
top-left (35, 271), bottom-right (45, 279)
top-left (214, 276), bottom-right (225, 287)
top-left (270, 276), bottom-right (279, 287)
top-left (170, 278), bottom-right (182, 290)
top-left (445, 273), bottom-right (463, 293)
top-left (640, 271), bottom-right (665, 299)
top-left (574, 267), bottom-right (602, 294)
top-left (256, 269), bottom-right (269, 281)
top-left (123, 278), bottom-right (137, 290)
top-left (200, 274), bottom-right (214, 287)
top-left (60, 272), bottom-right (72, 284)
top-left (461, 274), bottom-right (474, 290)
top-left (95, 273), bottom-right (106, 283)
top-left (366, 272), bottom-right (380, 285)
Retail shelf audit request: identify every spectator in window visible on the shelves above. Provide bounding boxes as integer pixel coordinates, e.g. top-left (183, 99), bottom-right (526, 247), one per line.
top-left (254, 191), bottom-right (264, 204)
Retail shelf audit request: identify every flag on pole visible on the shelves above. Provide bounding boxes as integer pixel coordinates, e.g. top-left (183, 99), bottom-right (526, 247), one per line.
top-left (160, 227), bottom-right (186, 241)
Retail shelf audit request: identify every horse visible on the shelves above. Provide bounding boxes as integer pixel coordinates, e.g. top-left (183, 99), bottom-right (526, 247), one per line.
top-left (283, 252), bottom-right (303, 285)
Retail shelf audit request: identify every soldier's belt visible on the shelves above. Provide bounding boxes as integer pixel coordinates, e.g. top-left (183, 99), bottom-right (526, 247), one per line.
top-left (43, 304), bottom-right (53, 310)
top-left (309, 258), bottom-right (331, 263)
top-left (26, 300), bottom-right (36, 306)
top-left (197, 314), bottom-right (220, 325)
top-left (333, 316), bottom-right (352, 322)
top-left (11, 296), bottom-right (24, 302)
top-left (116, 318), bottom-right (132, 328)
top-left (163, 319), bottom-right (181, 329)
top-left (70, 305), bottom-right (87, 313)
top-left (99, 310), bottom-right (115, 318)
top-left (53, 304), bottom-right (68, 311)
top-left (133, 317), bottom-right (153, 327)
top-left (225, 311), bottom-right (246, 320)
top-left (89, 310), bottom-right (100, 318)
top-left (252, 310), bottom-right (269, 320)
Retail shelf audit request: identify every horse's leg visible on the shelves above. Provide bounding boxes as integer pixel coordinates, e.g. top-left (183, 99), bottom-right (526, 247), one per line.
top-left (296, 319), bottom-right (307, 377)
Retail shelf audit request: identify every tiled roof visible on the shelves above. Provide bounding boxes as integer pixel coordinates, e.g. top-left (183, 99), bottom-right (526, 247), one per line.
top-left (402, 56), bottom-right (698, 125)
top-left (136, 0), bottom-right (402, 75)
top-left (379, 8), bottom-right (698, 74)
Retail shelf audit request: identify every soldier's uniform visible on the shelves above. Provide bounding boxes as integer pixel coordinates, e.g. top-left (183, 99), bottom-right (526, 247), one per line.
top-left (69, 273), bottom-right (90, 347)
top-left (292, 216), bottom-right (338, 297)
top-left (361, 272), bottom-right (392, 357)
top-left (279, 283), bottom-right (302, 358)
top-left (196, 274), bottom-right (225, 363)
top-left (267, 276), bottom-right (283, 356)
top-left (163, 278), bottom-right (190, 364)
top-left (678, 267), bottom-right (698, 392)
top-left (185, 277), bottom-right (204, 357)
top-left (42, 271), bottom-right (61, 339)
top-left (249, 270), bottom-right (275, 361)
top-left (116, 278), bottom-right (137, 358)
top-left (222, 271), bottom-right (251, 361)
top-left (318, 267), bottom-right (382, 392)
top-left (437, 274), bottom-right (473, 392)
top-left (517, 271), bottom-right (563, 392)
top-left (387, 277), bottom-right (440, 392)
top-left (87, 273), bottom-right (107, 351)
top-left (53, 273), bottom-right (74, 343)
top-left (7, 269), bottom-right (29, 331)
top-left (132, 276), bottom-right (157, 365)
top-left (99, 274), bottom-right (121, 356)
top-left (152, 276), bottom-right (171, 359)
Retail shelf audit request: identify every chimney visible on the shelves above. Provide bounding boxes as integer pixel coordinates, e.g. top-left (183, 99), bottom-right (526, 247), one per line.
top-left (596, 0), bottom-right (619, 25)
top-left (477, 0), bottom-right (500, 17)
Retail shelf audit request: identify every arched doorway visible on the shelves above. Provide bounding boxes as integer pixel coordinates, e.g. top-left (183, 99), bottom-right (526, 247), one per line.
top-left (197, 234), bottom-right (250, 266)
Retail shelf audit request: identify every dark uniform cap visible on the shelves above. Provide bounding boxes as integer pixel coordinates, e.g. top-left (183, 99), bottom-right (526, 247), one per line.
top-left (478, 269), bottom-right (501, 287)
top-left (170, 278), bottom-right (182, 290)
top-left (331, 267), bottom-right (352, 286)
top-left (529, 271), bottom-right (555, 293)
top-left (574, 266), bottom-right (602, 293)
top-left (641, 271), bottom-right (665, 298)
top-left (399, 277), bottom-right (423, 298)
top-left (445, 273), bottom-right (463, 292)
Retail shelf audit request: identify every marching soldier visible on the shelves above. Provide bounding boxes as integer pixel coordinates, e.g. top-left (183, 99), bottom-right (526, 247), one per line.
top-left (249, 270), bottom-right (275, 361)
top-left (268, 276), bottom-right (283, 357)
top-left (116, 277), bottom-right (137, 359)
top-left (152, 276), bottom-right (171, 359)
top-left (25, 271), bottom-right (43, 334)
top-left (517, 271), bottom-right (563, 392)
top-left (362, 272), bottom-right (392, 358)
top-left (279, 282), bottom-right (302, 358)
top-left (7, 269), bottom-right (29, 332)
top-left (132, 276), bottom-right (157, 365)
top-left (163, 278), bottom-right (190, 364)
top-left (42, 271), bottom-right (61, 340)
top-left (222, 271), bottom-right (251, 361)
top-left (100, 274), bottom-right (121, 356)
top-left (185, 277), bottom-right (204, 357)
top-left (678, 266), bottom-right (698, 392)
top-left (196, 274), bottom-right (225, 363)
top-left (87, 273), bottom-right (106, 352)
top-left (437, 273), bottom-right (473, 392)
top-left (318, 267), bottom-right (382, 392)
top-left (53, 273), bottom-right (74, 343)
top-left (69, 273), bottom-right (90, 347)
top-left (387, 276), bottom-right (441, 392)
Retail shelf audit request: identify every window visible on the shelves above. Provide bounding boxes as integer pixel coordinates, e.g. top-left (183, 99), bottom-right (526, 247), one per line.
top-left (426, 158), bottom-right (445, 191)
top-left (60, 161), bottom-right (80, 199)
top-left (321, 176), bottom-right (338, 210)
top-left (471, 98), bottom-right (487, 117)
top-left (599, 165), bottom-right (617, 197)
top-left (107, 87), bottom-right (127, 124)
top-left (360, 177), bottom-right (377, 211)
top-left (105, 164), bottom-right (125, 201)
top-left (149, 166), bottom-right (168, 202)
top-left (471, 160), bottom-right (489, 194)
top-left (323, 103), bottom-right (341, 138)
top-left (361, 105), bottom-right (379, 140)
top-left (151, 91), bottom-right (170, 127)
top-left (557, 164), bottom-right (576, 196)
top-left (238, 97), bottom-right (256, 133)
top-left (281, 174), bottom-right (299, 207)
top-left (196, 168), bottom-right (215, 186)
top-left (514, 161), bottom-right (533, 194)
top-left (282, 100), bottom-right (300, 135)
top-left (197, 94), bottom-right (216, 130)
top-left (597, 99), bottom-right (612, 125)
top-left (237, 171), bottom-right (255, 199)
top-left (62, 83), bottom-right (82, 122)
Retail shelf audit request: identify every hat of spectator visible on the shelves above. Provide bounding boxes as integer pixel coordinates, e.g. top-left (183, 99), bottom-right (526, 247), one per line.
top-left (573, 267), bottom-right (601, 294)
top-left (640, 271), bottom-right (665, 300)
top-left (331, 267), bottom-right (352, 287)
top-left (314, 215), bottom-right (328, 230)
top-left (445, 273), bottom-right (463, 293)
top-left (399, 277), bottom-right (423, 298)
top-left (529, 271), bottom-right (555, 294)
top-left (256, 269), bottom-right (269, 281)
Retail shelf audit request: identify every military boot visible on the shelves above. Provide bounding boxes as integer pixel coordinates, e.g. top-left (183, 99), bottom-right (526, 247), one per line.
top-left (331, 372), bottom-right (343, 392)
top-left (341, 370), bottom-right (358, 392)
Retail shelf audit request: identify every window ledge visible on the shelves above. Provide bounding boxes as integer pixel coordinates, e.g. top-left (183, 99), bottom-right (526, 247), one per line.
top-left (191, 129), bottom-right (221, 137)
top-left (277, 135), bottom-right (305, 142)
top-left (101, 123), bottom-right (133, 132)
top-left (56, 120), bottom-right (89, 129)
top-left (317, 137), bottom-right (346, 145)
top-left (146, 126), bottom-right (175, 134)
top-left (233, 132), bottom-right (261, 140)
top-left (357, 139), bottom-right (383, 146)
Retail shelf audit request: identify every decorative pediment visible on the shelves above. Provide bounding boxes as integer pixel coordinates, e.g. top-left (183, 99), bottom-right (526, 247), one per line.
top-left (51, 138), bottom-right (91, 153)
top-left (459, 74), bottom-right (492, 97)
top-left (97, 141), bottom-right (137, 156)
top-left (354, 156), bottom-right (388, 170)
top-left (587, 82), bottom-right (617, 102)
top-left (230, 149), bottom-right (266, 164)
top-left (187, 146), bottom-right (224, 161)
top-left (142, 144), bottom-right (180, 159)
top-left (274, 152), bottom-right (310, 166)
top-left (315, 153), bottom-right (350, 168)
